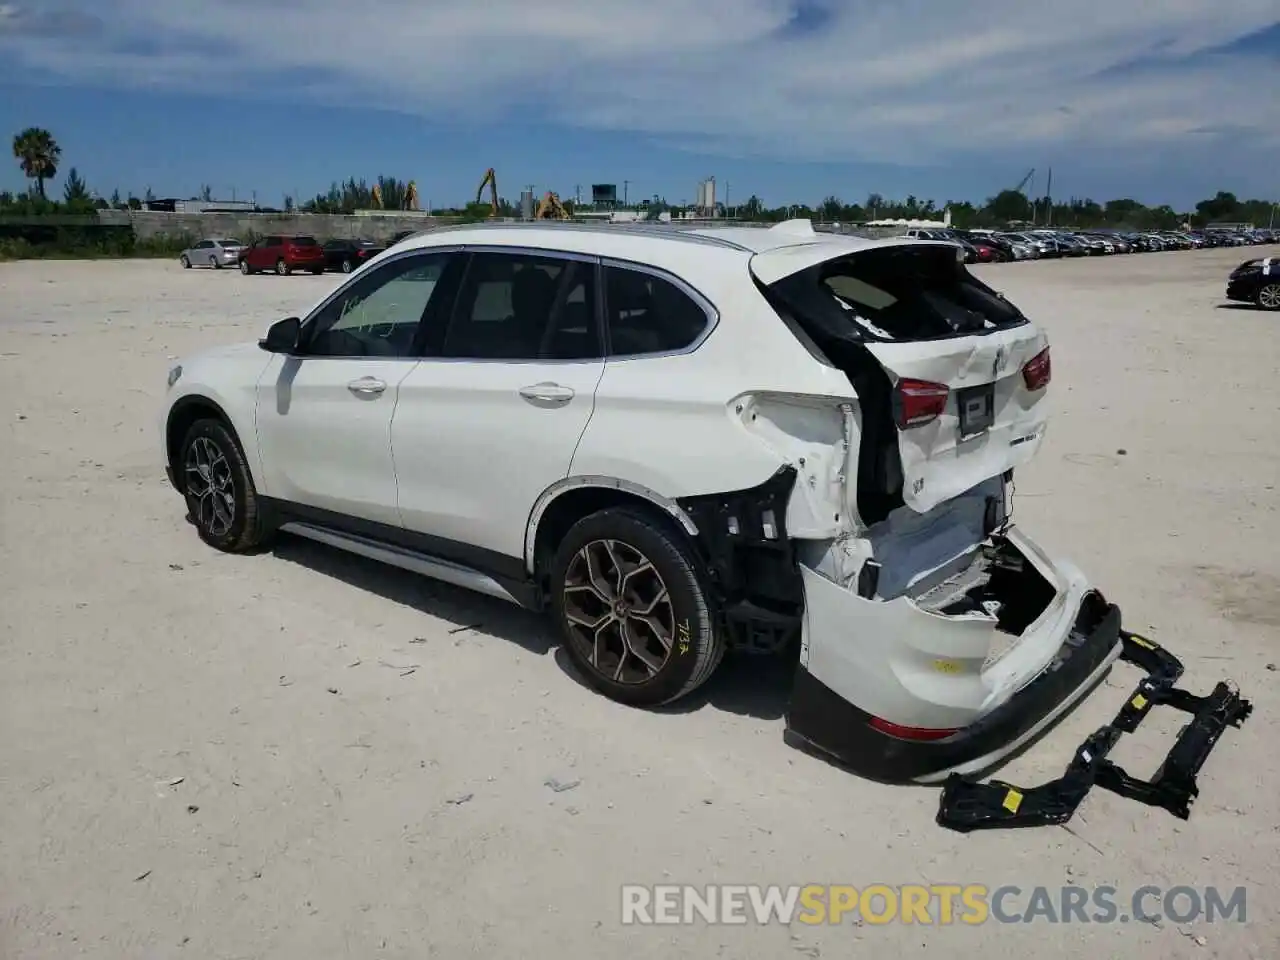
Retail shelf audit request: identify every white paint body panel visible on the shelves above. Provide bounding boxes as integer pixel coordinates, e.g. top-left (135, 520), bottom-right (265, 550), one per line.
top-left (392, 358), bottom-right (605, 558)
top-left (254, 354), bottom-right (413, 527)
top-left (799, 524), bottom-right (1095, 731)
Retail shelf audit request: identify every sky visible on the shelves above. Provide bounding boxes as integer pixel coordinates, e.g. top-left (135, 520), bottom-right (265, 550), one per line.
top-left (1, 0), bottom-right (1278, 211)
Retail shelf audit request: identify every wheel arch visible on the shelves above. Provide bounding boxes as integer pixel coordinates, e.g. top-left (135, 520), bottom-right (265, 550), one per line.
top-left (524, 476), bottom-right (699, 576)
top-left (165, 394), bottom-right (255, 494)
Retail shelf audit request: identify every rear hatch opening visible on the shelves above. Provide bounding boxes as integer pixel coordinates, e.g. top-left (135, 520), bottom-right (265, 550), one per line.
top-left (752, 239), bottom-right (1051, 526)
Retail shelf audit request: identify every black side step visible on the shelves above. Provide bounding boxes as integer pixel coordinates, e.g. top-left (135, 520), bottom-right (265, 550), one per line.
top-left (936, 630), bottom-right (1253, 833)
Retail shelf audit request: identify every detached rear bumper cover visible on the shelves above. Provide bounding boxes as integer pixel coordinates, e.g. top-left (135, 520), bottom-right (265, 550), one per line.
top-left (785, 589), bottom-right (1123, 783)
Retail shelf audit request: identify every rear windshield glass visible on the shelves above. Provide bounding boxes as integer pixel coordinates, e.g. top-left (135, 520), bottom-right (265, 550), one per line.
top-left (291, 236), bottom-right (318, 246)
top-left (770, 245), bottom-right (1026, 342)
top-left (218, 239), bottom-right (242, 247)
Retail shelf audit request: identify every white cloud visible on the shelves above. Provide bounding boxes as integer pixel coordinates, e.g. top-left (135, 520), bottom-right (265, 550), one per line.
top-left (4, 0), bottom-right (1279, 167)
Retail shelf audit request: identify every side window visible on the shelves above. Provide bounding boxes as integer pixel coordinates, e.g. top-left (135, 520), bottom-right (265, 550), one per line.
top-left (194, 240), bottom-right (212, 249)
top-left (440, 252), bottom-right (600, 361)
top-left (603, 266), bottom-right (709, 357)
top-left (265, 236), bottom-right (282, 248)
top-left (304, 253), bottom-right (450, 358)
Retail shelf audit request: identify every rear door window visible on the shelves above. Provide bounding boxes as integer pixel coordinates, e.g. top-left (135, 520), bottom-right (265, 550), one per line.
top-left (440, 252), bottom-right (601, 361)
top-left (602, 265), bottom-right (710, 356)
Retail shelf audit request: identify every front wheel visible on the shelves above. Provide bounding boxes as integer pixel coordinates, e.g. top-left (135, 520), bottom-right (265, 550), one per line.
top-left (179, 418), bottom-right (267, 553)
top-left (211, 256), bottom-right (222, 270)
top-left (276, 259), bottom-right (290, 276)
top-left (180, 255), bottom-right (191, 269)
top-left (239, 260), bottom-right (253, 275)
top-left (341, 259), bottom-right (353, 273)
top-left (1257, 282), bottom-right (1280, 311)
top-left (549, 507), bottom-right (723, 707)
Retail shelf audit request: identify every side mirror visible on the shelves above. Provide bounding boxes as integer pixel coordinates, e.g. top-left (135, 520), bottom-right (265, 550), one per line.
top-left (259, 316), bottom-right (302, 354)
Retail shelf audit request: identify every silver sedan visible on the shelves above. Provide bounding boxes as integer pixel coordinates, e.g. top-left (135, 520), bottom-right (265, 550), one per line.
top-left (179, 238), bottom-right (244, 270)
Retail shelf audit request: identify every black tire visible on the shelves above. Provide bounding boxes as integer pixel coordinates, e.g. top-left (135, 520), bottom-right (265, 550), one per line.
top-left (276, 259), bottom-right (290, 276)
top-left (549, 507), bottom-right (723, 707)
top-left (211, 255), bottom-right (222, 270)
top-left (178, 418), bottom-right (267, 553)
top-left (1256, 282), bottom-right (1280, 312)
top-left (239, 260), bottom-right (253, 275)
top-left (180, 255), bottom-right (191, 269)
top-left (341, 259), bottom-right (353, 273)
top-left (310, 268), bottom-right (324, 275)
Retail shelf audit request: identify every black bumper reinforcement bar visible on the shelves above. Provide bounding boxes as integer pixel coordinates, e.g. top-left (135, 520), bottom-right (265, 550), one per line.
top-left (936, 629), bottom-right (1253, 833)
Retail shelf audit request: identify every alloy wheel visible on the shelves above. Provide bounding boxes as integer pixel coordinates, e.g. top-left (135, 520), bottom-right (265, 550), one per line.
top-left (1259, 283), bottom-right (1280, 310)
top-left (562, 539), bottom-right (676, 684)
top-left (184, 436), bottom-right (236, 538)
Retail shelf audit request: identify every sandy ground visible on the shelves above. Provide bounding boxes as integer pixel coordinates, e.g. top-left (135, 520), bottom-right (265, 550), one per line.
top-left (1, 248), bottom-right (1278, 959)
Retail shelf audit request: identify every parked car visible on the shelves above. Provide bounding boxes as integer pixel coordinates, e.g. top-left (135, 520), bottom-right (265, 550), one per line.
top-left (158, 219), bottom-right (1134, 784)
top-left (323, 238), bottom-right (387, 274)
top-left (1226, 257), bottom-right (1280, 310)
top-left (238, 235), bottom-right (325, 276)
top-left (180, 238), bottom-right (244, 270)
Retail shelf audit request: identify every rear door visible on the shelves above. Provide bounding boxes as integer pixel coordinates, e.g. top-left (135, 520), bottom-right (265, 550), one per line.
top-left (753, 239), bottom-right (1050, 513)
top-left (391, 249), bottom-right (605, 560)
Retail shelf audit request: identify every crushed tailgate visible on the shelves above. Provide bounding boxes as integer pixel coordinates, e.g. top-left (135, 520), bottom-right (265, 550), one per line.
top-left (752, 238), bottom-right (1050, 514)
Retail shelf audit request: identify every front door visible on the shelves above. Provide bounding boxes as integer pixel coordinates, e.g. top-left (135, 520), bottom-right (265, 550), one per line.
top-left (392, 250), bottom-right (604, 562)
top-left (254, 250), bottom-right (457, 526)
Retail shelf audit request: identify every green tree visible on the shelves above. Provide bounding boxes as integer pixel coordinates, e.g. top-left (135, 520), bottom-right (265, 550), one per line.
top-left (985, 189), bottom-right (1033, 223)
top-left (62, 166), bottom-right (90, 205)
top-left (12, 127), bottom-right (61, 198)
top-left (144, 186), bottom-right (155, 204)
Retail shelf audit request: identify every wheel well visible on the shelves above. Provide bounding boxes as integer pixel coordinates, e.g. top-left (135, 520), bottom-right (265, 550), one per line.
top-left (166, 399), bottom-right (230, 492)
top-left (531, 487), bottom-right (690, 577)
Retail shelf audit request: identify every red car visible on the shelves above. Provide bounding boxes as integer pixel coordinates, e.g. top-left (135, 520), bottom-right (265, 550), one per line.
top-left (238, 235), bottom-right (326, 276)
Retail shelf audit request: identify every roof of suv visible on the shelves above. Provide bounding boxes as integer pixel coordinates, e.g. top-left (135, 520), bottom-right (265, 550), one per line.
top-left (393, 220), bottom-right (936, 271)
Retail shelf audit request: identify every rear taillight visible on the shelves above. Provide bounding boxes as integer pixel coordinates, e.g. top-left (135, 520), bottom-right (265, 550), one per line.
top-left (894, 378), bottom-right (950, 428)
top-left (1022, 347), bottom-right (1051, 391)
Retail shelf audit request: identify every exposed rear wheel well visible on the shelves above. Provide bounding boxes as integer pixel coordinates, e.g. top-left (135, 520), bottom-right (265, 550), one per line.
top-left (166, 399), bottom-right (233, 493)
top-left (532, 487), bottom-right (692, 580)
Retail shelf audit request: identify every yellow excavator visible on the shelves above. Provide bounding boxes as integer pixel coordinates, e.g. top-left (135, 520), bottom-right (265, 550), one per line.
top-left (476, 167), bottom-right (500, 218)
top-left (535, 191), bottom-right (569, 220)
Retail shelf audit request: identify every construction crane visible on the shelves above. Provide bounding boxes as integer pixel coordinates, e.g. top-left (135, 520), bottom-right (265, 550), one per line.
top-left (475, 168), bottom-right (499, 218)
top-left (404, 180), bottom-right (420, 211)
top-left (1012, 168), bottom-right (1035, 195)
top-left (535, 191), bottom-right (569, 220)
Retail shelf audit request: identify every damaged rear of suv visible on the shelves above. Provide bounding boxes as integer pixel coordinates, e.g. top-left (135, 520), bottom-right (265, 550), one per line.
top-left (656, 222), bottom-right (1247, 826)
top-left (714, 229), bottom-right (1105, 784)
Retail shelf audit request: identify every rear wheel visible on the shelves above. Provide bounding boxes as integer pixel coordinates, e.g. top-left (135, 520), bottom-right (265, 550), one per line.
top-left (180, 255), bottom-right (191, 269)
top-left (276, 259), bottom-right (290, 276)
top-left (549, 507), bottom-right (723, 707)
top-left (179, 418), bottom-right (267, 553)
top-left (1257, 283), bottom-right (1280, 311)
top-left (341, 258), bottom-right (353, 273)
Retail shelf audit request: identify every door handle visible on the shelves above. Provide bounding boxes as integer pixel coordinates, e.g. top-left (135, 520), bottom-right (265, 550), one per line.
top-left (347, 376), bottom-right (387, 396)
top-left (518, 382), bottom-right (575, 404)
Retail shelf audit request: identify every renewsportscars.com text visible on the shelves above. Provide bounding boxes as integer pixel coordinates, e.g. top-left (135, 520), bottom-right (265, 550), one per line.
top-left (621, 884), bottom-right (1247, 926)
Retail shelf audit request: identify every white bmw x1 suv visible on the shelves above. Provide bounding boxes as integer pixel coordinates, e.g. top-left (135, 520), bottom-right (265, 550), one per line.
top-left (161, 218), bottom-right (1124, 784)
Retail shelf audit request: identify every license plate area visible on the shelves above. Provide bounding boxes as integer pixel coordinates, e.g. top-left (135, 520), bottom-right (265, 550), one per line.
top-left (957, 383), bottom-right (995, 437)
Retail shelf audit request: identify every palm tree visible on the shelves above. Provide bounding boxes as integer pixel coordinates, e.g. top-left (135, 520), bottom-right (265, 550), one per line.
top-left (12, 127), bottom-right (61, 198)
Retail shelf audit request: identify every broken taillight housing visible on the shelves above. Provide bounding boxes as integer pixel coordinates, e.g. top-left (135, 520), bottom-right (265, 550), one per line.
top-left (894, 378), bottom-right (950, 428)
top-left (1022, 347), bottom-right (1051, 391)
